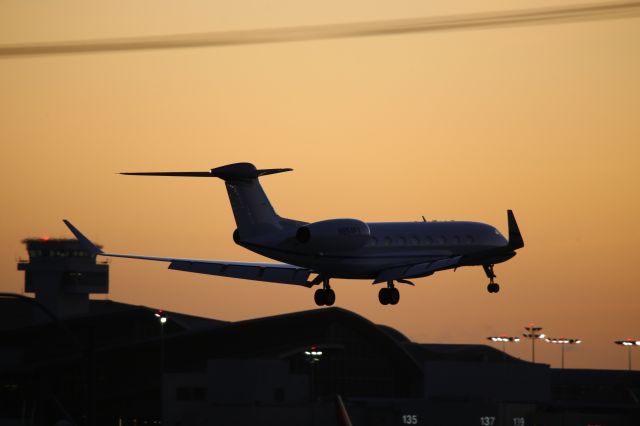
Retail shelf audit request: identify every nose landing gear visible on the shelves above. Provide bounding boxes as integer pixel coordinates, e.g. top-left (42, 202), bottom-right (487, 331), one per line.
top-left (314, 278), bottom-right (336, 306)
top-left (378, 281), bottom-right (400, 305)
top-left (483, 264), bottom-right (500, 293)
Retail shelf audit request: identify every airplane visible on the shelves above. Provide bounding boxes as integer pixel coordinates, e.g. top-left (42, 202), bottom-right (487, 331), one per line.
top-left (63, 162), bottom-right (524, 306)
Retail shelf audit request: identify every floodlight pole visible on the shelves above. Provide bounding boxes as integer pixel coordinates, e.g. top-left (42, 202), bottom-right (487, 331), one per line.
top-left (615, 339), bottom-right (640, 371)
top-left (523, 325), bottom-right (544, 363)
top-left (304, 346), bottom-right (323, 401)
top-left (155, 310), bottom-right (168, 422)
top-left (486, 336), bottom-right (520, 355)
top-left (545, 338), bottom-right (581, 369)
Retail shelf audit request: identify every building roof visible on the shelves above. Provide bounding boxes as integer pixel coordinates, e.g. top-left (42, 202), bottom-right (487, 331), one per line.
top-left (405, 342), bottom-right (535, 365)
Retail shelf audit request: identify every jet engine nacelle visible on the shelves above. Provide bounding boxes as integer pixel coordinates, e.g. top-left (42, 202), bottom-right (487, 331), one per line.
top-left (296, 218), bottom-right (371, 251)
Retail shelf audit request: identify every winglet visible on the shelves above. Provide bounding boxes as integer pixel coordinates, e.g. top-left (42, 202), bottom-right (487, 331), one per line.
top-left (507, 210), bottom-right (524, 250)
top-left (62, 220), bottom-right (103, 255)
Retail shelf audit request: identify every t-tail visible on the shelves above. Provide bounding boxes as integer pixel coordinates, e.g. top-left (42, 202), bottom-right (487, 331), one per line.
top-left (121, 162), bottom-right (299, 238)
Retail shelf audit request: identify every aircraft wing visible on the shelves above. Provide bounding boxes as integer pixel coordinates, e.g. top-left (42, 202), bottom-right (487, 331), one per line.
top-left (373, 256), bottom-right (463, 284)
top-left (167, 260), bottom-right (313, 287)
top-left (63, 220), bottom-right (314, 287)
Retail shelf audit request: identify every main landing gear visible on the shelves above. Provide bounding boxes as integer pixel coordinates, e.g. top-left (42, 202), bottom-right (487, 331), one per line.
top-left (483, 264), bottom-right (500, 293)
top-left (314, 278), bottom-right (335, 306)
top-left (378, 281), bottom-right (400, 305)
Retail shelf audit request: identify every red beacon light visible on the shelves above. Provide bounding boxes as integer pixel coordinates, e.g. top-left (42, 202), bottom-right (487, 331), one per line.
top-left (154, 310), bottom-right (167, 323)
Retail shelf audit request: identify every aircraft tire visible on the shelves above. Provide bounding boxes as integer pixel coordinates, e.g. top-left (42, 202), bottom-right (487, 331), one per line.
top-left (487, 283), bottom-right (500, 293)
top-left (389, 288), bottom-right (400, 305)
top-left (314, 289), bottom-right (326, 306)
top-left (325, 289), bottom-right (336, 306)
top-left (378, 288), bottom-right (390, 305)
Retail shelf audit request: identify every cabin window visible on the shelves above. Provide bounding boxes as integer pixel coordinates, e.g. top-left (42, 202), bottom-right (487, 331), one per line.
top-left (397, 237), bottom-right (406, 246)
top-left (370, 237), bottom-right (378, 246)
top-left (409, 236), bottom-right (419, 246)
top-left (437, 235), bottom-right (446, 245)
top-left (452, 235), bottom-right (460, 244)
top-left (384, 236), bottom-right (392, 246)
top-left (465, 235), bottom-right (474, 244)
top-left (423, 236), bottom-right (433, 245)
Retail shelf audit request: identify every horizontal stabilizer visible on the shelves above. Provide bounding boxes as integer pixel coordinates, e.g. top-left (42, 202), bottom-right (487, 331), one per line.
top-left (120, 171), bottom-right (213, 177)
top-left (120, 162), bottom-right (292, 182)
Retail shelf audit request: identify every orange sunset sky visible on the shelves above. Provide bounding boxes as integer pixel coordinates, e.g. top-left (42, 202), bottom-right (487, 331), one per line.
top-left (1, 0), bottom-right (639, 370)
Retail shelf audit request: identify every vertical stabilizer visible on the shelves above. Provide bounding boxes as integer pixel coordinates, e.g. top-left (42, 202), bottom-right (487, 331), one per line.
top-left (211, 163), bottom-right (292, 236)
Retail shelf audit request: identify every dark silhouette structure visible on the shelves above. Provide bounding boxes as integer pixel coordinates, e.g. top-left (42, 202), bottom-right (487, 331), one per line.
top-left (1, 237), bottom-right (638, 425)
top-left (17, 237), bottom-right (108, 319)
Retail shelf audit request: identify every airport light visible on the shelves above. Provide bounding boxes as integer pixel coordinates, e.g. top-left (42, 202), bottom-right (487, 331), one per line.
top-left (486, 335), bottom-right (520, 353)
top-left (155, 309), bottom-right (167, 420)
top-left (614, 339), bottom-right (640, 371)
top-left (545, 337), bottom-right (581, 369)
top-left (523, 325), bottom-right (545, 363)
top-left (154, 310), bottom-right (167, 361)
top-left (304, 346), bottom-right (323, 364)
top-left (304, 346), bottom-right (323, 402)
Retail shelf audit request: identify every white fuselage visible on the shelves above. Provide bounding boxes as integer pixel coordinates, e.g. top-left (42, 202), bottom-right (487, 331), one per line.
top-left (239, 220), bottom-right (510, 279)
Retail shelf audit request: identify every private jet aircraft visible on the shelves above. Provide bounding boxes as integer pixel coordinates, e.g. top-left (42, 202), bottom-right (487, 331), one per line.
top-left (64, 162), bottom-right (524, 306)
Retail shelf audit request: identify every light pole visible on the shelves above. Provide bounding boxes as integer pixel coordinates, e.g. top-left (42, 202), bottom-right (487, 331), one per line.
top-left (304, 346), bottom-right (323, 402)
top-left (304, 346), bottom-right (323, 426)
top-left (486, 336), bottom-right (520, 354)
top-left (523, 325), bottom-right (545, 363)
top-left (154, 310), bottom-right (167, 423)
top-left (614, 339), bottom-right (640, 371)
top-left (545, 337), bottom-right (581, 368)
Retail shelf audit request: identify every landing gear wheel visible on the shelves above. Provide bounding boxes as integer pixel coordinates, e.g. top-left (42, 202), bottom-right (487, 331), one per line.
top-left (325, 289), bottom-right (336, 306)
top-left (314, 279), bottom-right (336, 306)
top-left (483, 264), bottom-right (501, 294)
top-left (389, 288), bottom-right (400, 305)
top-left (314, 289), bottom-right (326, 306)
top-left (379, 282), bottom-right (400, 305)
top-left (378, 288), bottom-right (390, 305)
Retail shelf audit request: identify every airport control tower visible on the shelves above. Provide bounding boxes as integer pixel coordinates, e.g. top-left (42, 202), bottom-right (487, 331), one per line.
top-left (17, 237), bottom-right (109, 318)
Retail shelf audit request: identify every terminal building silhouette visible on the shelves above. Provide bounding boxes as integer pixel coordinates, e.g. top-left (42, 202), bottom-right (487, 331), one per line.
top-left (0, 237), bottom-right (638, 425)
